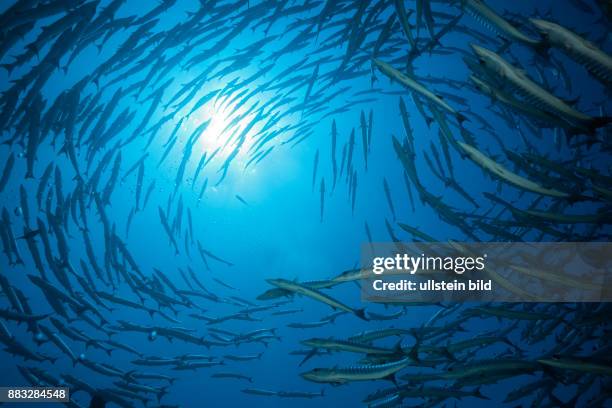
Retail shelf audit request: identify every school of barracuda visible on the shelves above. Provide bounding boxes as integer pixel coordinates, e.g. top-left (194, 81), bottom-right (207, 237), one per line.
top-left (0, 0), bottom-right (611, 407)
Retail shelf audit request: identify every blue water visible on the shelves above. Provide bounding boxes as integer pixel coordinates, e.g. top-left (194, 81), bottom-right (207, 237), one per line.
top-left (0, 0), bottom-right (610, 407)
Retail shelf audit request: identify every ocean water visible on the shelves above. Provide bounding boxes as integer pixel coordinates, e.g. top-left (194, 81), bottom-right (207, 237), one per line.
top-left (0, 0), bottom-right (610, 407)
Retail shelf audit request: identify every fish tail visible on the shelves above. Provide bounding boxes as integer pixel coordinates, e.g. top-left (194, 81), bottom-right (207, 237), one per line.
top-left (456, 112), bottom-right (469, 124)
top-left (442, 347), bottom-right (456, 361)
top-left (0, 64), bottom-right (14, 75)
top-left (408, 333), bottom-right (421, 362)
top-left (157, 387), bottom-right (168, 403)
top-left (123, 370), bottom-right (136, 381)
top-left (533, 40), bottom-right (550, 58)
top-left (587, 116), bottom-right (612, 133)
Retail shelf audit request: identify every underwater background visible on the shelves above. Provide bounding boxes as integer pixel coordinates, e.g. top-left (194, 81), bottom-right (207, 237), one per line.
top-left (0, 0), bottom-right (610, 407)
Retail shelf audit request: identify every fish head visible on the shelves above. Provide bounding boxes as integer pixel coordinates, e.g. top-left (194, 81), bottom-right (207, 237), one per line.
top-left (529, 18), bottom-right (556, 36)
top-left (302, 339), bottom-right (324, 348)
top-left (300, 368), bottom-right (334, 382)
top-left (470, 44), bottom-right (506, 77)
top-left (266, 278), bottom-right (290, 289)
top-left (530, 18), bottom-right (576, 49)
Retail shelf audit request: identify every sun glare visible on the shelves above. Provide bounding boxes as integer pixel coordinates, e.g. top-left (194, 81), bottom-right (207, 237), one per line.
top-left (169, 74), bottom-right (294, 190)
top-left (187, 93), bottom-right (259, 166)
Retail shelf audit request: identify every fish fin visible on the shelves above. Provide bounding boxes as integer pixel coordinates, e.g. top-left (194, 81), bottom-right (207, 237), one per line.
top-left (299, 348), bottom-right (317, 367)
top-left (586, 116), bottom-right (612, 134)
top-left (393, 339), bottom-right (403, 355)
top-left (157, 386), bottom-right (168, 403)
top-left (561, 95), bottom-right (580, 105)
top-left (408, 333), bottom-right (421, 362)
top-left (456, 112), bottom-right (469, 124)
top-left (442, 347), bottom-right (456, 361)
top-left (495, 38), bottom-right (512, 55)
top-left (355, 308), bottom-right (369, 321)
top-left (0, 64), bottom-right (14, 75)
top-left (533, 41), bottom-right (550, 57)
top-left (473, 386), bottom-right (489, 400)
top-left (123, 370), bottom-right (136, 381)
top-left (540, 364), bottom-right (568, 385)
top-left (384, 373), bottom-right (399, 387)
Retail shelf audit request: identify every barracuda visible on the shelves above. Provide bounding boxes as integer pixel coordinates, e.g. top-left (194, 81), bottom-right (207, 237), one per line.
top-left (461, 0), bottom-right (543, 48)
top-left (469, 74), bottom-right (588, 132)
top-left (471, 44), bottom-right (610, 131)
top-left (267, 278), bottom-right (368, 320)
top-left (373, 58), bottom-right (466, 122)
top-left (301, 357), bottom-right (412, 385)
top-left (301, 337), bottom-right (403, 356)
top-left (531, 18), bottom-right (612, 85)
top-left (402, 359), bottom-right (541, 382)
top-left (349, 327), bottom-right (413, 344)
top-left (457, 140), bottom-right (571, 198)
top-left (538, 357), bottom-right (612, 375)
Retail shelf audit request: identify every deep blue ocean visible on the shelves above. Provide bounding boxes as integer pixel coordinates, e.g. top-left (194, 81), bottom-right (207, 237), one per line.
top-left (0, 0), bottom-right (610, 407)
